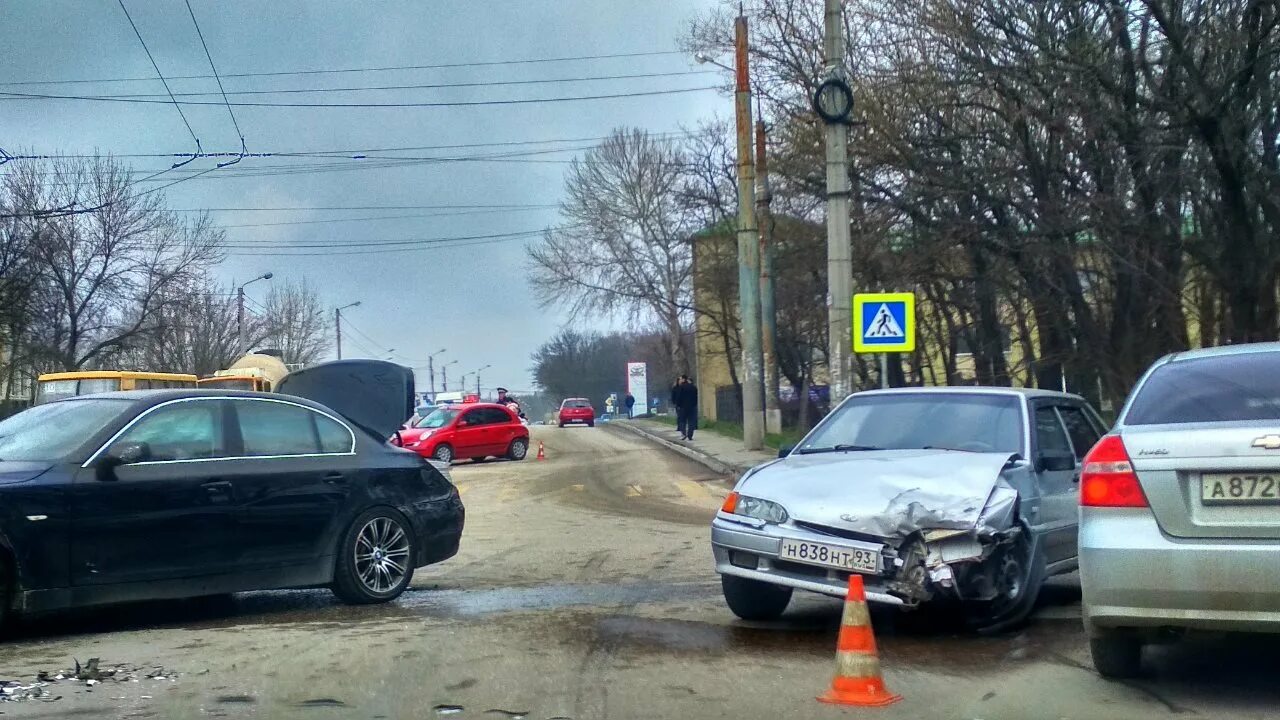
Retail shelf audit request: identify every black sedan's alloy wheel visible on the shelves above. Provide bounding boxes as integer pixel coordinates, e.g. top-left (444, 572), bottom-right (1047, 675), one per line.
top-left (332, 507), bottom-right (415, 604)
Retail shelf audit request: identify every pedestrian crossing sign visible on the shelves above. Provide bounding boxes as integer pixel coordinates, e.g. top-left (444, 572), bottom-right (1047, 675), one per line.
top-left (853, 293), bottom-right (916, 353)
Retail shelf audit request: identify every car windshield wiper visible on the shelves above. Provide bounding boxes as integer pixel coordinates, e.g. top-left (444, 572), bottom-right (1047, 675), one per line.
top-left (796, 444), bottom-right (881, 454)
top-left (920, 445), bottom-right (980, 453)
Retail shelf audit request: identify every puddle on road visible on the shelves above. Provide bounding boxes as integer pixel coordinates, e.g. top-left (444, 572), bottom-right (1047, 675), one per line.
top-left (396, 581), bottom-right (718, 617)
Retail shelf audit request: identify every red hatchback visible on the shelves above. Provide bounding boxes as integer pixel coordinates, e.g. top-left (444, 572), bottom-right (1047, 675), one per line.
top-left (396, 403), bottom-right (530, 464)
top-left (558, 398), bottom-right (595, 427)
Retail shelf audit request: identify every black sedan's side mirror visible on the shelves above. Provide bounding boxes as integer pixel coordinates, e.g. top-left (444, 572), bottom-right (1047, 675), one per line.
top-left (98, 441), bottom-right (152, 480)
top-left (1036, 450), bottom-right (1077, 473)
top-left (778, 444), bottom-right (795, 459)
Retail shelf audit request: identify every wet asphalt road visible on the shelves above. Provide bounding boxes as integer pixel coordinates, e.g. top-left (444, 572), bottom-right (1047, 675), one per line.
top-left (1, 425), bottom-right (1277, 719)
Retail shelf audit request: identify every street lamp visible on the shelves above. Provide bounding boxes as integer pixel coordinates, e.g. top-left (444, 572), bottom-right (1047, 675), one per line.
top-left (694, 52), bottom-right (733, 72)
top-left (473, 364), bottom-right (492, 397)
top-left (333, 300), bottom-right (361, 360)
top-left (425, 348), bottom-right (447, 401)
top-left (440, 359), bottom-right (458, 391)
top-left (237, 272), bottom-right (273, 358)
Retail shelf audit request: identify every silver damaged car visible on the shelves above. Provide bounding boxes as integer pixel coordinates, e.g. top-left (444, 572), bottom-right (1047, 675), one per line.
top-left (712, 387), bottom-right (1107, 629)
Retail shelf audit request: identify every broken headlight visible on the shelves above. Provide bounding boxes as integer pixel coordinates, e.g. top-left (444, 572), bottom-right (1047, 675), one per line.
top-left (723, 493), bottom-right (789, 524)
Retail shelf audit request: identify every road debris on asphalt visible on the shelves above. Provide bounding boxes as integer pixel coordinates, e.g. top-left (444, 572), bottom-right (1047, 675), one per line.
top-left (0, 659), bottom-right (180, 703)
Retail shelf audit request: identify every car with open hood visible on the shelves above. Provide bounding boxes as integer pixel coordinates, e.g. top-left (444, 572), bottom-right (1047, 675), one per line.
top-left (712, 386), bottom-right (1106, 629)
top-left (0, 360), bottom-right (464, 624)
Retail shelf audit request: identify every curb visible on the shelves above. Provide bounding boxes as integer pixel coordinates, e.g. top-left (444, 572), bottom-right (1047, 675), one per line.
top-left (607, 422), bottom-right (750, 477)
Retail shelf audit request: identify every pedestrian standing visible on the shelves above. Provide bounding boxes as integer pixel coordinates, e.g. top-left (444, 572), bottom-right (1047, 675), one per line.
top-left (672, 375), bottom-right (699, 441)
top-left (624, 393), bottom-right (635, 419)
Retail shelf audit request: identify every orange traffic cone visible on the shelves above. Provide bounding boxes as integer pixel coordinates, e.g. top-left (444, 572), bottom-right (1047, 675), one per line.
top-left (536, 441), bottom-right (545, 460)
top-left (818, 574), bottom-right (901, 707)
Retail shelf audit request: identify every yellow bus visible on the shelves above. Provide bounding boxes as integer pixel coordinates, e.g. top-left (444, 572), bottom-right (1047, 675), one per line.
top-left (35, 371), bottom-right (199, 404)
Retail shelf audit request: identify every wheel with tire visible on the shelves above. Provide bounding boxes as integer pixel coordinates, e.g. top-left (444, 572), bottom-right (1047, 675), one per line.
top-left (558, 422), bottom-right (565, 428)
top-left (721, 574), bottom-right (792, 620)
top-left (332, 507), bottom-right (416, 604)
top-left (432, 444), bottom-right (454, 464)
top-left (1090, 631), bottom-right (1143, 678)
top-left (507, 437), bottom-right (529, 461)
top-left (587, 420), bottom-right (595, 428)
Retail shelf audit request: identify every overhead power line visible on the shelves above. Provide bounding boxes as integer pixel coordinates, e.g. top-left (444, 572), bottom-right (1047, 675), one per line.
top-left (0, 85), bottom-right (719, 108)
top-left (115, 0), bottom-right (201, 154)
top-left (183, 0), bottom-right (247, 167)
top-left (224, 233), bottom-right (541, 257)
top-left (0, 50), bottom-right (689, 87)
top-left (23, 70), bottom-right (718, 100)
top-left (217, 207), bottom-right (557, 229)
top-left (214, 227), bottom-right (553, 249)
top-left (6, 129), bottom-right (699, 161)
top-left (169, 203), bottom-right (559, 212)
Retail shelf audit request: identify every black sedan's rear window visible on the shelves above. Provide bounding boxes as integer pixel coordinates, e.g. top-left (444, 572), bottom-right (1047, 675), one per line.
top-left (1125, 353), bottom-right (1280, 425)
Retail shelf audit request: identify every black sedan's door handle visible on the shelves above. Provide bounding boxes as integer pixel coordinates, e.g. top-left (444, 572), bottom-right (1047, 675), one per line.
top-left (202, 480), bottom-right (234, 504)
top-left (323, 472), bottom-right (347, 485)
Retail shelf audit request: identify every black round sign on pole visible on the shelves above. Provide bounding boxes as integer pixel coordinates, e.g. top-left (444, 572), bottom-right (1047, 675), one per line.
top-left (812, 77), bottom-right (855, 125)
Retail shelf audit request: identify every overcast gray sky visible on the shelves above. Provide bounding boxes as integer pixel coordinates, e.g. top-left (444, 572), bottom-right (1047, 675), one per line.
top-left (2, 0), bottom-right (725, 391)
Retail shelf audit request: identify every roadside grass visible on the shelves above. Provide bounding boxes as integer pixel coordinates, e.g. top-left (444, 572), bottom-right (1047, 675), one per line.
top-left (649, 414), bottom-right (804, 451)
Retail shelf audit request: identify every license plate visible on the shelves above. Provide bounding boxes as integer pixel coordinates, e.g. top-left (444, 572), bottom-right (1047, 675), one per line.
top-left (1202, 473), bottom-right (1280, 503)
top-left (778, 539), bottom-right (879, 573)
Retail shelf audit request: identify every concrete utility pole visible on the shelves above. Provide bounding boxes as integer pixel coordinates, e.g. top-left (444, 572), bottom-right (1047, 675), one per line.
top-left (822, 0), bottom-right (854, 403)
top-left (474, 364), bottom-right (491, 398)
top-left (756, 118), bottom-right (782, 435)
top-left (236, 272), bottom-right (272, 358)
top-left (333, 301), bottom-right (360, 360)
top-left (734, 12), bottom-right (765, 451)
top-left (441, 360), bottom-right (457, 391)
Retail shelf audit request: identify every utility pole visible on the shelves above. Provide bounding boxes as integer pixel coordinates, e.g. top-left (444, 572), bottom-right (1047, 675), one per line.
top-left (734, 12), bottom-right (765, 451)
top-left (333, 301), bottom-right (360, 360)
top-left (426, 348), bottom-right (446, 402)
top-left (441, 360), bottom-right (456, 392)
top-left (474, 364), bottom-right (491, 398)
top-left (236, 272), bottom-right (272, 358)
top-left (756, 117), bottom-right (782, 435)
top-left (334, 308), bottom-right (342, 360)
top-left (821, 0), bottom-right (854, 403)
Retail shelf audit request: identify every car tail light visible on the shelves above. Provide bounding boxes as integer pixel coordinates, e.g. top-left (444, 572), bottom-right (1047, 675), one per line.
top-left (1080, 435), bottom-right (1148, 507)
top-left (721, 492), bottom-right (739, 514)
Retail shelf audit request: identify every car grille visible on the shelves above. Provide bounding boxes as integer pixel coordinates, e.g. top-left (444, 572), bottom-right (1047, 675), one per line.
top-left (793, 520), bottom-right (886, 545)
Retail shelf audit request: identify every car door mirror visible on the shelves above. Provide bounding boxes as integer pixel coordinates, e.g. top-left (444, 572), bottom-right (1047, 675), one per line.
top-left (778, 444), bottom-right (795, 459)
top-left (98, 441), bottom-right (152, 479)
top-left (1036, 450), bottom-right (1076, 473)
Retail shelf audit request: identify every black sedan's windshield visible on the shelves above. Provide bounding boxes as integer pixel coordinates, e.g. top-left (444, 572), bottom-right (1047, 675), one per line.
top-left (415, 408), bottom-right (460, 429)
top-left (0, 398), bottom-right (131, 462)
top-left (799, 393), bottom-right (1024, 455)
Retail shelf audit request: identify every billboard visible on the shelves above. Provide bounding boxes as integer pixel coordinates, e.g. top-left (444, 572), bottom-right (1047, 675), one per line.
top-left (626, 362), bottom-right (648, 418)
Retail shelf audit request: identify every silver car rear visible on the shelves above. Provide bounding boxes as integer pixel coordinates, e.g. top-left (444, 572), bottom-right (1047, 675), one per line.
top-left (1080, 342), bottom-right (1280, 678)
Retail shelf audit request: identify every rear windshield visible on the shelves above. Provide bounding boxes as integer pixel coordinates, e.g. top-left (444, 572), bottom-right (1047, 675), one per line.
top-left (563, 399), bottom-right (591, 408)
top-left (1126, 353), bottom-right (1280, 425)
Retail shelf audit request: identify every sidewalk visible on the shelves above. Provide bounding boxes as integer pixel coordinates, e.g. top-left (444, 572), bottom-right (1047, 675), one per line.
top-left (608, 417), bottom-right (776, 478)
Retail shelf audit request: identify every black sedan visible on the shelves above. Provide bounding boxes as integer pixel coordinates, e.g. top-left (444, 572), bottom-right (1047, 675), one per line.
top-left (0, 387), bottom-right (464, 623)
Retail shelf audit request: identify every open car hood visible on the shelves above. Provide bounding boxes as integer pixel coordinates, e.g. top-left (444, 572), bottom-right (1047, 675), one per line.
top-left (737, 449), bottom-right (1020, 539)
top-left (276, 360), bottom-right (415, 440)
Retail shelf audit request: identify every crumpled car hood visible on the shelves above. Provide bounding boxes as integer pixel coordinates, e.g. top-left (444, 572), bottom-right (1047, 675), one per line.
top-left (737, 449), bottom-right (1017, 539)
top-left (0, 462), bottom-right (53, 485)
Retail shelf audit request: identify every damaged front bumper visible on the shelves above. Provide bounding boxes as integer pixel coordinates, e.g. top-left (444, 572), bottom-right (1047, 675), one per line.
top-left (712, 484), bottom-right (1025, 609)
top-left (711, 517), bottom-right (905, 605)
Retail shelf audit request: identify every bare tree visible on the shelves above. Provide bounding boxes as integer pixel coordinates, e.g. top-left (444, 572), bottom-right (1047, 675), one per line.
top-left (528, 128), bottom-right (696, 368)
top-left (4, 156), bottom-right (223, 370)
top-left (260, 279), bottom-right (330, 366)
top-left (110, 275), bottom-right (268, 376)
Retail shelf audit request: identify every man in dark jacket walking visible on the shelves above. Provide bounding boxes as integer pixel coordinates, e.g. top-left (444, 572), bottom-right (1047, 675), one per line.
top-left (671, 375), bottom-right (699, 441)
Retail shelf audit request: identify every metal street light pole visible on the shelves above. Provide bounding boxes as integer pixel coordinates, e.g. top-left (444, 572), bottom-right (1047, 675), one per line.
top-left (236, 272), bottom-right (273, 358)
top-left (426, 348), bottom-right (446, 401)
top-left (474, 364), bottom-right (491, 397)
top-left (333, 301), bottom-right (361, 360)
top-left (441, 360), bottom-right (457, 391)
